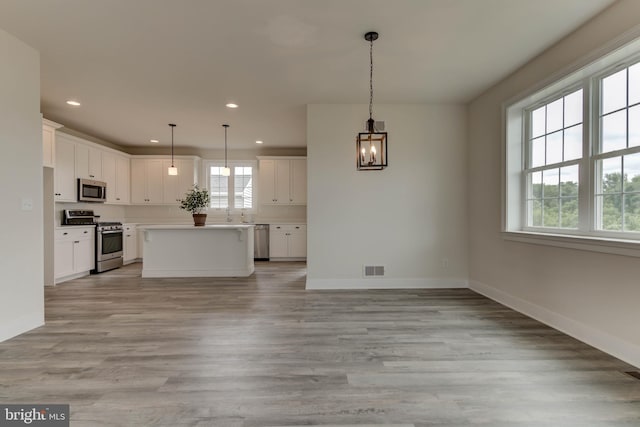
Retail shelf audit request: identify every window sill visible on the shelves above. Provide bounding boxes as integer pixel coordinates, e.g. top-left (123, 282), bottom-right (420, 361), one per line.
top-left (502, 230), bottom-right (640, 258)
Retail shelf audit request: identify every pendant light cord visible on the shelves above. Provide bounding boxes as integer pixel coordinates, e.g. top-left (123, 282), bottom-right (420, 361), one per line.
top-left (223, 124), bottom-right (229, 168)
top-left (369, 36), bottom-right (374, 122)
top-left (169, 123), bottom-right (176, 167)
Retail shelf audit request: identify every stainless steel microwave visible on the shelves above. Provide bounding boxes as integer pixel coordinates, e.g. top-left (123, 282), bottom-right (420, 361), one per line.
top-left (78, 178), bottom-right (107, 202)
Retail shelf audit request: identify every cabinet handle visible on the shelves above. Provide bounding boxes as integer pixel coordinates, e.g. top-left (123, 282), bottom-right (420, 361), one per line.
top-left (116, 198), bottom-right (120, 201)
top-left (295, 226), bottom-right (300, 229)
top-left (63, 232), bottom-right (68, 235)
top-left (74, 240), bottom-right (79, 243)
top-left (290, 198), bottom-right (293, 202)
top-left (84, 231), bottom-right (88, 234)
top-left (89, 175), bottom-right (94, 178)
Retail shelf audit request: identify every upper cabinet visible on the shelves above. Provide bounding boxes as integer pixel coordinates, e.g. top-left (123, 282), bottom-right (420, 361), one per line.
top-left (42, 118), bottom-right (63, 168)
top-left (76, 143), bottom-right (103, 180)
top-left (131, 157), bottom-right (198, 205)
top-left (102, 152), bottom-right (130, 204)
top-left (258, 157), bottom-right (307, 205)
top-left (54, 133), bottom-right (77, 202)
top-left (52, 131), bottom-right (131, 204)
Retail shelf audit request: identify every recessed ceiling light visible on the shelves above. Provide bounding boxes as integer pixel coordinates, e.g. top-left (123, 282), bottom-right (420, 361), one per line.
top-left (66, 100), bottom-right (81, 106)
top-left (150, 139), bottom-right (159, 143)
top-left (226, 103), bottom-right (238, 108)
top-left (256, 140), bottom-right (263, 144)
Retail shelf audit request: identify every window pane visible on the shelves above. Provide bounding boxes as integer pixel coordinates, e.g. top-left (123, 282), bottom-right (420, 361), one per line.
top-left (209, 166), bottom-right (229, 209)
top-left (560, 197), bottom-right (579, 228)
top-left (531, 171), bottom-right (542, 199)
top-left (560, 165), bottom-right (579, 197)
top-left (600, 194), bottom-right (622, 231)
top-left (542, 168), bottom-right (559, 198)
top-left (563, 124), bottom-right (582, 161)
top-left (629, 105), bottom-right (640, 148)
top-left (546, 98), bottom-right (563, 133)
top-left (600, 157), bottom-right (622, 194)
top-left (629, 62), bottom-right (640, 106)
top-left (564, 89), bottom-right (583, 127)
top-left (530, 199), bottom-right (542, 226)
top-left (624, 194), bottom-right (640, 231)
top-left (531, 106), bottom-right (545, 138)
top-left (624, 153), bottom-right (640, 193)
top-left (602, 69), bottom-right (627, 114)
top-left (233, 166), bottom-right (253, 209)
top-left (546, 131), bottom-right (562, 164)
top-left (531, 136), bottom-right (545, 167)
top-left (543, 198), bottom-right (559, 227)
top-left (601, 110), bottom-right (627, 153)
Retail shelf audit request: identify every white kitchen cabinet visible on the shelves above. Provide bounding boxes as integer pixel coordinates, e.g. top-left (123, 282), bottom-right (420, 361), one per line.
top-left (131, 158), bottom-right (164, 204)
top-left (42, 119), bottom-right (62, 168)
top-left (54, 227), bottom-right (95, 283)
top-left (162, 158), bottom-right (197, 203)
top-left (258, 157), bottom-right (306, 205)
top-left (76, 143), bottom-right (103, 180)
top-left (269, 224), bottom-right (306, 259)
top-left (123, 224), bottom-right (138, 263)
top-left (54, 134), bottom-right (77, 202)
top-left (102, 152), bottom-right (130, 204)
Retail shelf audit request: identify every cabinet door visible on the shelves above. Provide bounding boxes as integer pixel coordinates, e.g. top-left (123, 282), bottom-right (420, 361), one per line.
top-left (74, 238), bottom-right (94, 272)
top-left (123, 225), bottom-right (137, 262)
top-left (54, 136), bottom-right (76, 202)
top-left (145, 159), bottom-right (165, 203)
top-left (162, 159), bottom-right (181, 203)
top-left (102, 152), bottom-right (118, 204)
top-left (76, 144), bottom-right (102, 180)
top-left (269, 226), bottom-right (289, 258)
top-left (130, 158), bottom-right (147, 203)
top-left (288, 225), bottom-right (307, 257)
top-left (259, 160), bottom-right (277, 204)
top-left (289, 159), bottom-right (307, 204)
top-left (54, 239), bottom-right (74, 278)
top-left (115, 156), bottom-right (130, 204)
top-left (274, 160), bottom-right (290, 204)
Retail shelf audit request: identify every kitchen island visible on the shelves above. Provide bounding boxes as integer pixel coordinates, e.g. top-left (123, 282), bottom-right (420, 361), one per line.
top-left (140, 224), bottom-right (255, 278)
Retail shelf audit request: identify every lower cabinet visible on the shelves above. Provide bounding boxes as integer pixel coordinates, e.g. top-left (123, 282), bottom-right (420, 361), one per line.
top-left (123, 224), bottom-right (138, 263)
top-left (54, 227), bottom-right (95, 283)
top-left (269, 224), bottom-right (307, 260)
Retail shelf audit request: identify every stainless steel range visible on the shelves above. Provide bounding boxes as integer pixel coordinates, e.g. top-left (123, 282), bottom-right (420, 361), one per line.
top-left (63, 210), bottom-right (123, 273)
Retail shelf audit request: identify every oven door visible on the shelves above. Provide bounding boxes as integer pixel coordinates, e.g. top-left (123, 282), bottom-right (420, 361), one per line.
top-left (97, 230), bottom-right (123, 261)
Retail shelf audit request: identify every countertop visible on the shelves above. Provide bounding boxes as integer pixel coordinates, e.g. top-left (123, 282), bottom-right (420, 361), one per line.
top-left (139, 224), bottom-right (255, 230)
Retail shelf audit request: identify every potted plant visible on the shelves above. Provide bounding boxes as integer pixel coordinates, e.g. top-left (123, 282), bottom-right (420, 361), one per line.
top-left (179, 184), bottom-right (210, 226)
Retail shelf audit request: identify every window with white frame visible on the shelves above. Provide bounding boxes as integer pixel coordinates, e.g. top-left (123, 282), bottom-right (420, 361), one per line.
top-left (204, 161), bottom-right (256, 212)
top-left (505, 42), bottom-right (640, 244)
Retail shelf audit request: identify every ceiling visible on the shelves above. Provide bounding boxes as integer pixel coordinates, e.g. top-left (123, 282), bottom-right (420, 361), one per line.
top-left (0, 0), bottom-right (614, 150)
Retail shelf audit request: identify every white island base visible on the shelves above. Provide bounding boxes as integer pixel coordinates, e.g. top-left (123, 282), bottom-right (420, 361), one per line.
top-left (141, 225), bottom-right (255, 278)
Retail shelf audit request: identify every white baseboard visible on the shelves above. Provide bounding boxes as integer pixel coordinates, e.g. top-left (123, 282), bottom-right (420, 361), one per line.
top-left (0, 312), bottom-right (44, 343)
top-left (306, 277), bottom-right (469, 290)
top-left (469, 280), bottom-right (640, 369)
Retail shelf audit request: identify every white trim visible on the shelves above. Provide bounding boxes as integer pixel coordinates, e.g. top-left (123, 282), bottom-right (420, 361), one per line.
top-left (305, 277), bottom-right (468, 290)
top-left (469, 279), bottom-right (640, 369)
top-left (503, 230), bottom-right (640, 258)
top-left (0, 312), bottom-right (44, 343)
top-left (54, 270), bottom-right (91, 284)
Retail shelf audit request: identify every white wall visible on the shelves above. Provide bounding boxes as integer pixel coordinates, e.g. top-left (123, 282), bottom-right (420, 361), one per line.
top-left (468, 0), bottom-right (640, 368)
top-left (0, 28), bottom-right (44, 341)
top-left (307, 104), bottom-right (468, 289)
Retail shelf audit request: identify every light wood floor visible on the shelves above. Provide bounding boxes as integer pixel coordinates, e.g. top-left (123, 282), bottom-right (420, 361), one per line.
top-left (1, 262), bottom-right (639, 426)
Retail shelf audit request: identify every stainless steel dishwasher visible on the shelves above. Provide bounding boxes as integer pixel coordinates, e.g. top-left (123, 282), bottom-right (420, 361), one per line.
top-left (254, 224), bottom-right (269, 260)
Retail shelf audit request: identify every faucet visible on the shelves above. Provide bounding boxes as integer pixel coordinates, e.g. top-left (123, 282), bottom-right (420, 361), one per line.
top-left (225, 208), bottom-right (233, 222)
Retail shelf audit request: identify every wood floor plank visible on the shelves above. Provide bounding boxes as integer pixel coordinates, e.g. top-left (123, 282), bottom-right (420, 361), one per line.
top-left (0, 261), bottom-right (638, 426)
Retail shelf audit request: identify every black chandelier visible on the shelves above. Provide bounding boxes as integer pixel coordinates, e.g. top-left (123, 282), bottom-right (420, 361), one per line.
top-left (357, 31), bottom-right (387, 170)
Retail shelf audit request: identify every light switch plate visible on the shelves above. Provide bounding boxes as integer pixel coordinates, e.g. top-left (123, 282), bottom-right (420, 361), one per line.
top-left (21, 198), bottom-right (33, 211)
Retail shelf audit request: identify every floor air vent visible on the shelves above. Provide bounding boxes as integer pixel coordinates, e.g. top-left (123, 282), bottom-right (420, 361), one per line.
top-left (625, 371), bottom-right (640, 380)
top-left (364, 265), bottom-right (385, 277)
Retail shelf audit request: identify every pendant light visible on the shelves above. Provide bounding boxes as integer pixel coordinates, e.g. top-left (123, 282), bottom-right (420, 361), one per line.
top-left (221, 124), bottom-right (231, 177)
top-left (168, 123), bottom-right (178, 175)
top-left (356, 31), bottom-right (387, 170)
